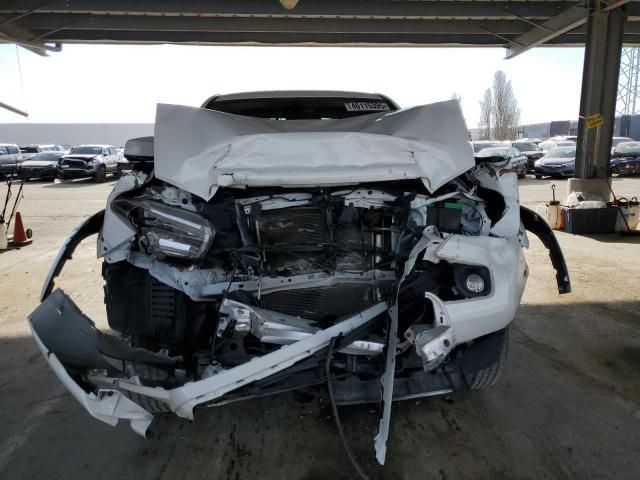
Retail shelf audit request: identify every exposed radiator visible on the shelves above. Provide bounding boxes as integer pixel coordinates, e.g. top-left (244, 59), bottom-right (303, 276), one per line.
top-left (256, 208), bottom-right (326, 245)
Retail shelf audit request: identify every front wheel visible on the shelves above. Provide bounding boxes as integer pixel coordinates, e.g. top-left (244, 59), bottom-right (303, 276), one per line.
top-left (468, 328), bottom-right (509, 390)
top-left (93, 165), bottom-right (107, 183)
top-left (535, 174), bottom-right (542, 179)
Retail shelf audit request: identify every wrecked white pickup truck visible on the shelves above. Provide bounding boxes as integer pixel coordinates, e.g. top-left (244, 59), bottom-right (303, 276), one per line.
top-left (29, 91), bottom-right (570, 466)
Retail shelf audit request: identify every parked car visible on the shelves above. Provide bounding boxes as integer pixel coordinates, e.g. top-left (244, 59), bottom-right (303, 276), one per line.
top-left (29, 92), bottom-right (570, 462)
top-left (18, 151), bottom-right (64, 180)
top-left (57, 144), bottom-right (120, 182)
top-left (471, 140), bottom-right (504, 153)
top-left (610, 136), bottom-right (634, 155)
top-left (0, 143), bottom-right (23, 177)
top-left (476, 146), bottom-right (528, 178)
top-left (534, 146), bottom-right (577, 178)
top-left (510, 140), bottom-right (544, 172)
top-left (539, 139), bottom-right (575, 153)
top-left (610, 141), bottom-right (640, 176)
top-left (19, 144), bottom-right (65, 161)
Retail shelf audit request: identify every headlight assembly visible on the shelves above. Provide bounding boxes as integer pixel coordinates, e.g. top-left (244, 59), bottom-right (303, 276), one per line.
top-left (114, 198), bottom-right (214, 260)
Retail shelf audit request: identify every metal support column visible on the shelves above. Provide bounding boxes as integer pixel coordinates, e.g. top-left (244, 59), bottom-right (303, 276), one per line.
top-left (575, 2), bottom-right (627, 181)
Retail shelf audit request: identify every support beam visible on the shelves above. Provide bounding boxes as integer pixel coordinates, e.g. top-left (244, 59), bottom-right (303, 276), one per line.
top-left (0, 1), bottom-right (576, 20)
top-left (505, 0), bottom-right (632, 59)
top-left (574, 1), bottom-right (627, 187)
top-left (0, 13), bottom-right (49, 55)
top-left (505, 2), bottom-right (589, 58)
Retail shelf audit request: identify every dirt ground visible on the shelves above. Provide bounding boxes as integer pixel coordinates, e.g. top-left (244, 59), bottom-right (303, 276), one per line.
top-left (1, 176), bottom-right (640, 480)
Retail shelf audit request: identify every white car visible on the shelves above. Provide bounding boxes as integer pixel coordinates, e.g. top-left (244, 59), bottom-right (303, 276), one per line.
top-left (29, 91), bottom-right (570, 465)
top-left (610, 136), bottom-right (634, 155)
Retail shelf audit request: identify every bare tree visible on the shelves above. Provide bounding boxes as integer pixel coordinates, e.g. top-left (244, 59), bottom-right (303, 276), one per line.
top-left (478, 88), bottom-right (493, 140)
top-left (491, 71), bottom-right (520, 140)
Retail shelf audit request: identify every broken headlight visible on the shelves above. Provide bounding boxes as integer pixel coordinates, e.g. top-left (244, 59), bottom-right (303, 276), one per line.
top-left (115, 198), bottom-right (214, 259)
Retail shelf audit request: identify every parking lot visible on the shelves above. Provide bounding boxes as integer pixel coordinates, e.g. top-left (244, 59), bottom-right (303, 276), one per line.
top-left (1, 176), bottom-right (639, 480)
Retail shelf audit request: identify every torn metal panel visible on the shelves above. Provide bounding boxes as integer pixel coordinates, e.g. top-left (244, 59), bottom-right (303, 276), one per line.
top-left (153, 100), bottom-right (474, 200)
top-left (373, 304), bottom-right (398, 465)
top-left (469, 161), bottom-right (522, 238)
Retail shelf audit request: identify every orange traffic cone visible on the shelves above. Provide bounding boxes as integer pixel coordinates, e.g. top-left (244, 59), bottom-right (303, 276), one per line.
top-left (9, 212), bottom-right (32, 247)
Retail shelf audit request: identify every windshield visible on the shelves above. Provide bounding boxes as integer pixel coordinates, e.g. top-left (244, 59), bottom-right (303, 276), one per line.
top-left (476, 147), bottom-right (511, 158)
top-left (19, 146), bottom-right (39, 154)
top-left (204, 96), bottom-right (396, 119)
top-left (31, 152), bottom-right (62, 162)
top-left (612, 137), bottom-right (633, 147)
top-left (473, 142), bottom-right (503, 153)
top-left (614, 141), bottom-right (640, 155)
top-left (69, 146), bottom-right (102, 155)
top-left (547, 147), bottom-right (576, 158)
top-left (513, 142), bottom-right (539, 152)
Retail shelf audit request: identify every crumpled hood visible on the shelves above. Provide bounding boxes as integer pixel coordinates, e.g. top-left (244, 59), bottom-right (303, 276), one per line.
top-left (154, 100), bottom-right (474, 201)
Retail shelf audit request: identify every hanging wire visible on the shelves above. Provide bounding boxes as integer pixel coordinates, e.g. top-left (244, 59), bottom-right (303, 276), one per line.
top-left (326, 335), bottom-right (371, 480)
top-left (15, 45), bottom-right (28, 115)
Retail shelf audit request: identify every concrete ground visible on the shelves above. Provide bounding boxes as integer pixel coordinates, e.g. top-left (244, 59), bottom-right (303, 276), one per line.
top-left (1, 175), bottom-right (639, 480)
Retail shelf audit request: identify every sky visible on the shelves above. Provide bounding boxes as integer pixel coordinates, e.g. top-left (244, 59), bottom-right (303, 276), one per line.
top-left (0, 43), bottom-right (585, 127)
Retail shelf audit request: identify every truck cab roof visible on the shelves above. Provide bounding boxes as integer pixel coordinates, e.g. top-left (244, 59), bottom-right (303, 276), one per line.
top-left (201, 90), bottom-right (399, 120)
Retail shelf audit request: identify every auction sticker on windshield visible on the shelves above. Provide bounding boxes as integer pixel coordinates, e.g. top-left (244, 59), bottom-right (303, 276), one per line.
top-left (345, 102), bottom-right (390, 112)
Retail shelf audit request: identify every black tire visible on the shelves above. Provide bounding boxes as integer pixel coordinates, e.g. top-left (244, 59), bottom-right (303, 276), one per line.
top-left (535, 174), bottom-right (542, 179)
top-left (94, 164), bottom-right (107, 183)
top-left (122, 363), bottom-right (172, 413)
top-left (468, 328), bottom-right (509, 390)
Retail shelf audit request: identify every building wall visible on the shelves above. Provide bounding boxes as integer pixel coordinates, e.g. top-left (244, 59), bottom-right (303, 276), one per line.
top-left (0, 123), bottom-right (154, 147)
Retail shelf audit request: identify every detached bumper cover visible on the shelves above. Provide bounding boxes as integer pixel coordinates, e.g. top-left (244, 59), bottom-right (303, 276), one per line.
top-left (30, 289), bottom-right (388, 436)
top-left (29, 300), bottom-right (154, 436)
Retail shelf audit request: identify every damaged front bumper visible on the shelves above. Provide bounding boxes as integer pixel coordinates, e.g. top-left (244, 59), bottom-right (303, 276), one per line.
top-left (29, 288), bottom-right (511, 438)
